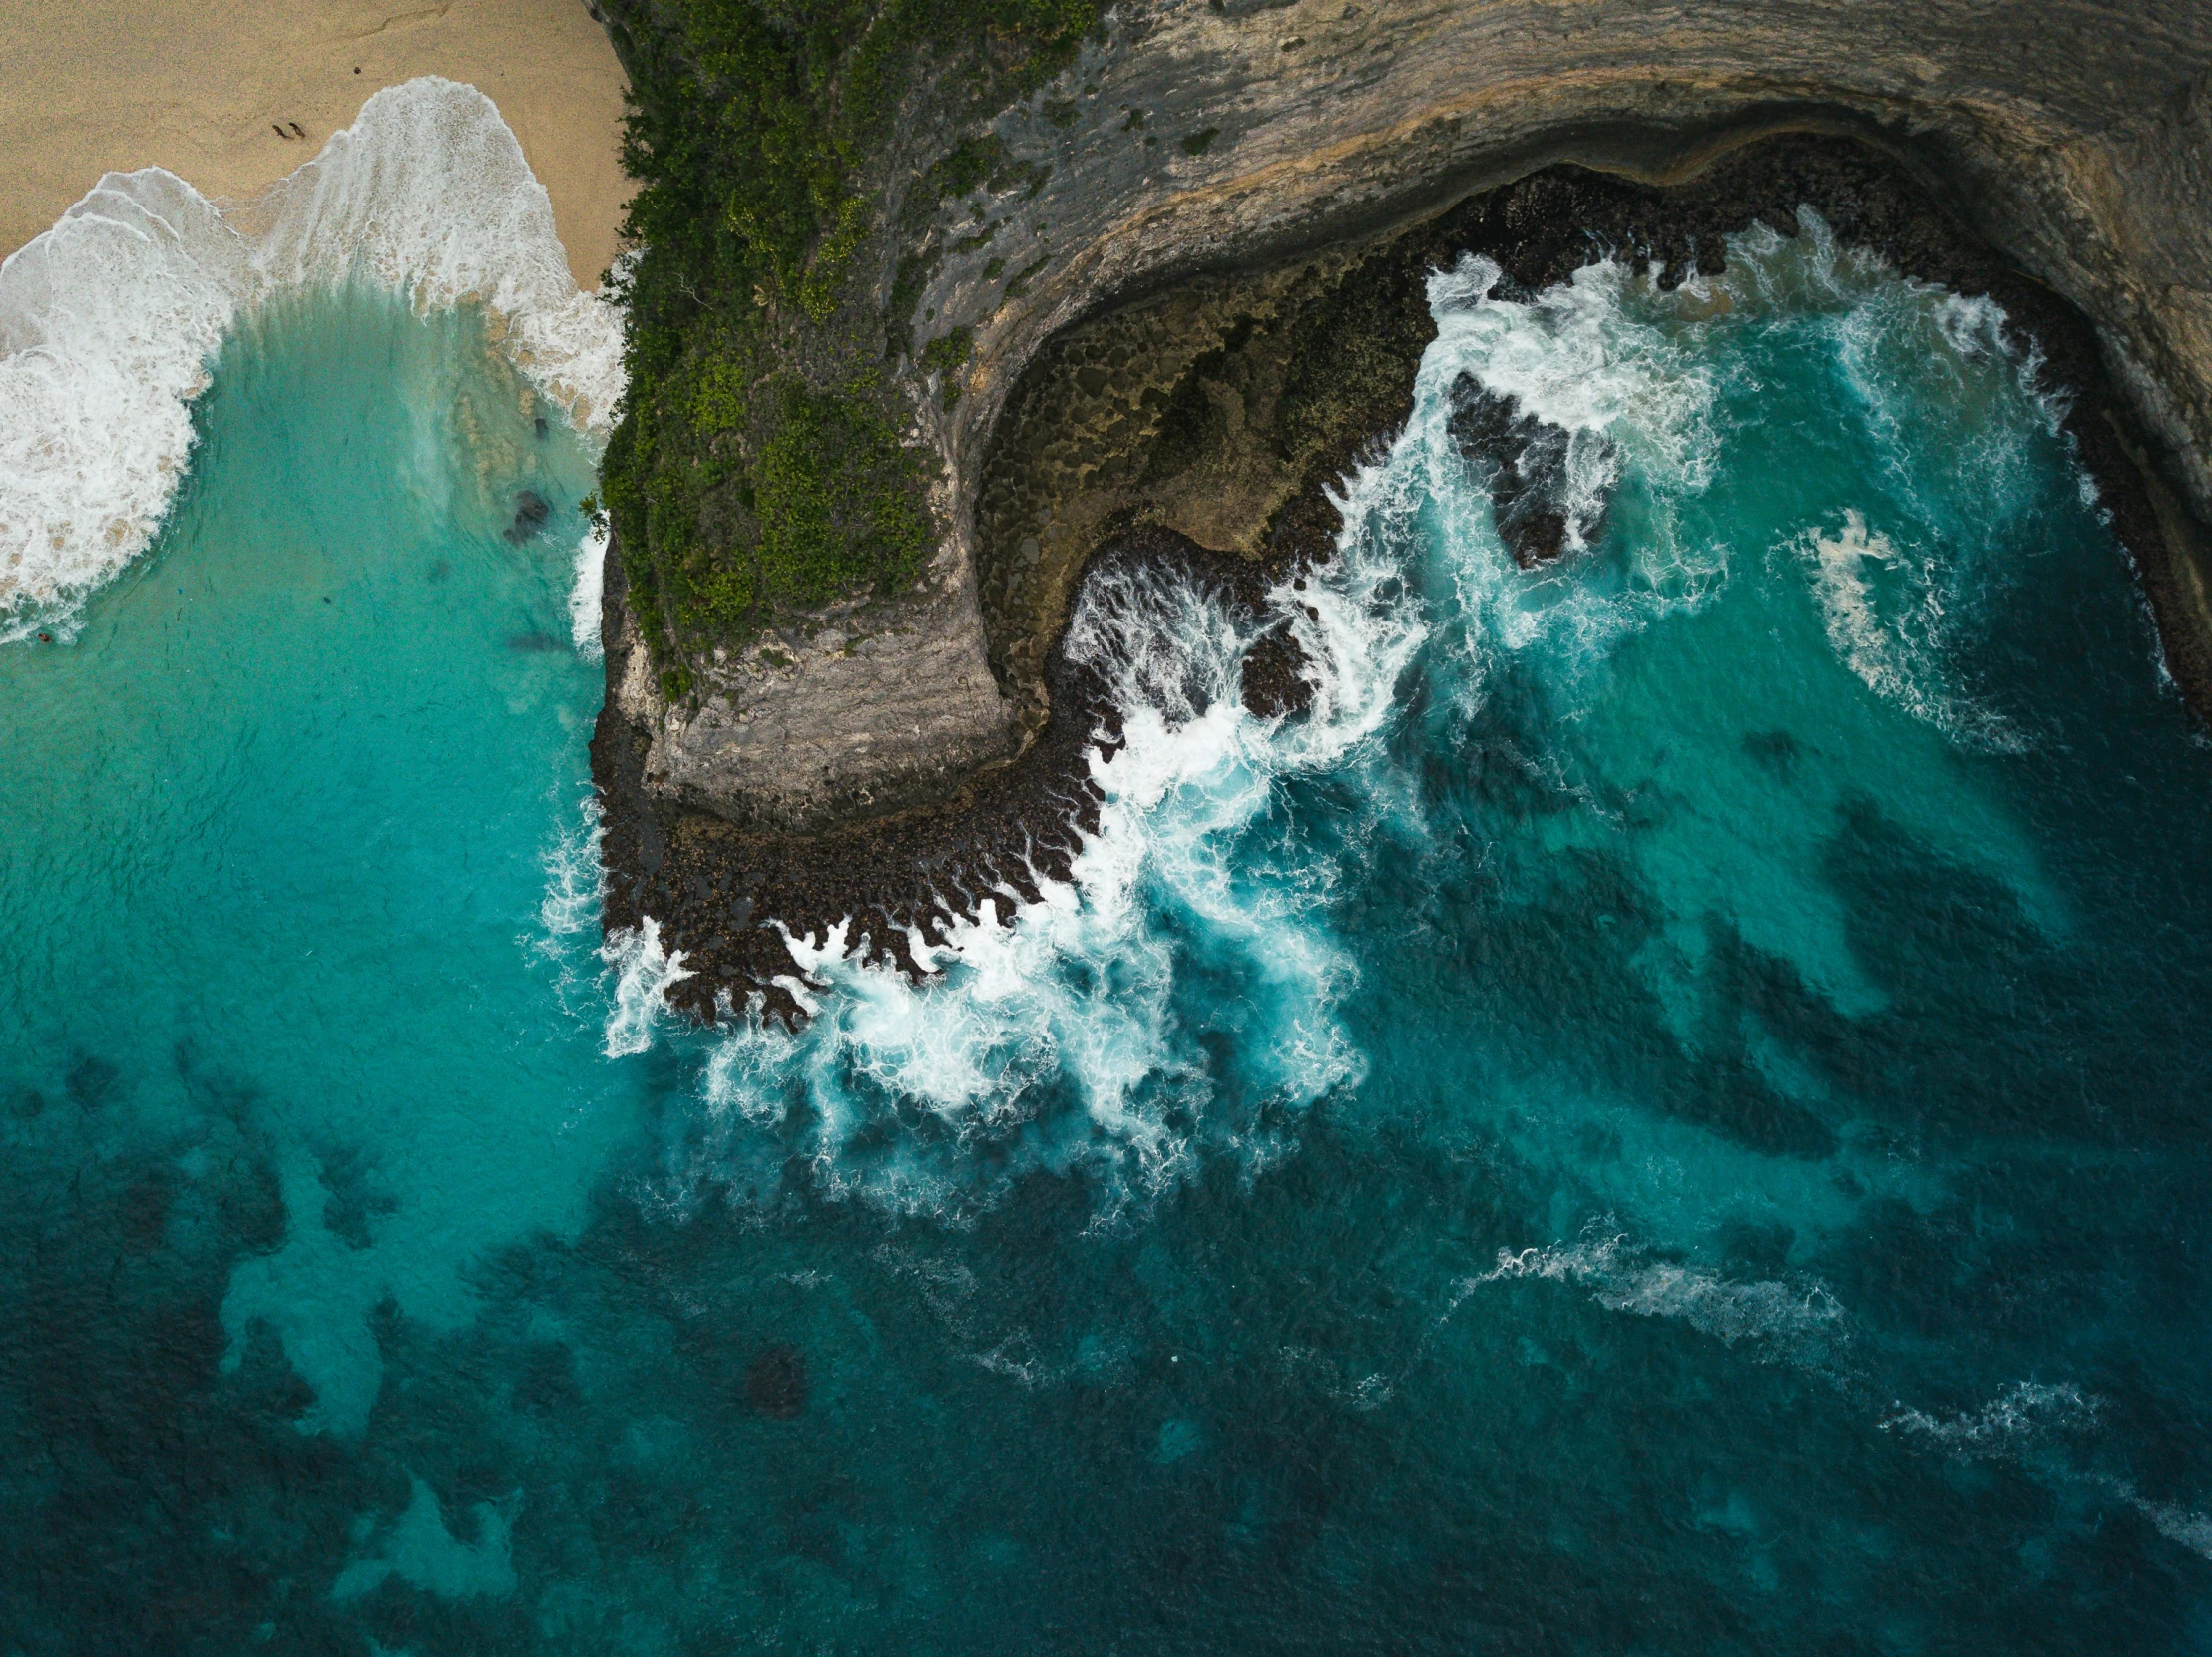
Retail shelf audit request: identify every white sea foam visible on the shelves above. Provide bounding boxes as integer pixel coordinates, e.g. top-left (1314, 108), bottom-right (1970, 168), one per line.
top-left (642, 527), bottom-right (1428, 1218)
top-left (1433, 252), bottom-right (1719, 516)
top-left (1467, 1229), bottom-right (1848, 1363)
top-left (1886, 1392), bottom-right (2212, 1566)
top-left (603, 919), bottom-right (693, 1059)
top-left (538, 793), bottom-right (607, 942)
top-left (1882, 1380), bottom-right (2103, 1453)
top-left (0, 77), bottom-right (624, 642)
top-left (662, 417), bottom-right (1429, 1218)
top-left (0, 173), bottom-right (247, 642)
top-left (1376, 249), bottom-right (1731, 699)
top-left (569, 522), bottom-right (609, 657)
top-left (1393, 220), bottom-right (2049, 750)
top-left (2114, 1484), bottom-right (2212, 1562)
top-left (1805, 508), bottom-right (1910, 703)
top-left (1796, 508), bottom-right (2030, 753)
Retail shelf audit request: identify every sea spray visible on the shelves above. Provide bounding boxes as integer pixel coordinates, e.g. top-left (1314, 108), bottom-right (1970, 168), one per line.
top-left (568, 522), bottom-right (609, 657)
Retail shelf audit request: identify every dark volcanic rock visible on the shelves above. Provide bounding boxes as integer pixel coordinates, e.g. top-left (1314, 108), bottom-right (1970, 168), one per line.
top-left (1240, 623), bottom-right (1315, 719)
top-left (591, 521), bottom-right (1312, 1026)
top-left (592, 544), bottom-right (1111, 1029)
top-left (1447, 374), bottom-right (1606, 567)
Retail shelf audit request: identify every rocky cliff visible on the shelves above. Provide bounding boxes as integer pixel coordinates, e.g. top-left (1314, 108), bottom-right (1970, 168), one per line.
top-left (592, 0), bottom-right (2212, 1014)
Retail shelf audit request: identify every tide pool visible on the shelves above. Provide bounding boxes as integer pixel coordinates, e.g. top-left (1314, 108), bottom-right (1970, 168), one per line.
top-left (6, 214), bottom-right (2212, 1654)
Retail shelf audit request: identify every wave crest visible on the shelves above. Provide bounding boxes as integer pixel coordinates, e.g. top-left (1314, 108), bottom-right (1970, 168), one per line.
top-left (1469, 1229), bottom-right (1849, 1365)
top-left (1798, 508), bottom-right (2031, 752)
top-left (0, 77), bottom-right (623, 642)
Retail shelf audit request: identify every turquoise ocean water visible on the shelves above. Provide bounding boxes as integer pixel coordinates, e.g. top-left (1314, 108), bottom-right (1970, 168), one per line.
top-left (6, 219), bottom-right (2212, 1652)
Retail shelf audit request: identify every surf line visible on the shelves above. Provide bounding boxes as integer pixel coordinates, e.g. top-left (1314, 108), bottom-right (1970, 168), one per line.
top-left (0, 77), bottom-right (624, 644)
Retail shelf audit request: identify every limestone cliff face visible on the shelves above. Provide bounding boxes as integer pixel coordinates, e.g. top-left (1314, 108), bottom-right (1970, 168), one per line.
top-left (610, 0), bottom-right (2212, 825)
top-left (607, 534), bottom-right (1014, 831)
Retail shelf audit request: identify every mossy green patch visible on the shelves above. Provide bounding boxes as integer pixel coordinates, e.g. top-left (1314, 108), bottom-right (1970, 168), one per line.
top-left (598, 0), bottom-right (1098, 667)
top-left (754, 380), bottom-right (931, 607)
top-left (920, 326), bottom-right (976, 408)
top-left (1002, 252), bottom-right (1052, 299)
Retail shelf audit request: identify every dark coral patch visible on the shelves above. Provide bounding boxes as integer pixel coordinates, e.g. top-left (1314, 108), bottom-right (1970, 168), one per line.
top-left (743, 1344), bottom-right (808, 1419)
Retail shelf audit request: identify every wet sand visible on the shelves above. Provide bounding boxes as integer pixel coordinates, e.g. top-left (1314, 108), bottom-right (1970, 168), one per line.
top-left (0, 0), bottom-right (632, 291)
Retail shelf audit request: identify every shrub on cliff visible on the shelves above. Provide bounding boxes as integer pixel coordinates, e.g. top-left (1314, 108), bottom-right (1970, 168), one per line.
top-left (597, 0), bottom-right (1096, 693)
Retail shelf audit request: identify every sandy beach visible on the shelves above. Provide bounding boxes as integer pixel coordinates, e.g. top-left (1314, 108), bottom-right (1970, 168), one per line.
top-left (0, 0), bottom-right (632, 292)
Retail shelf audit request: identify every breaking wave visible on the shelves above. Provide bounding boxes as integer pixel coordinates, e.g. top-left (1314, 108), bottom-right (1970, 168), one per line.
top-left (1884, 1384), bottom-right (2212, 1568)
top-left (569, 523), bottom-right (610, 658)
top-left (1398, 247), bottom-right (1728, 689)
top-left (622, 476), bottom-right (1441, 1219)
top-left (649, 546), bottom-right (1403, 1220)
top-left (0, 76), bottom-right (623, 642)
top-left (1882, 1379), bottom-right (2104, 1453)
top-left (603, 919), bottom-right (694, 1061)
top-left (538, 793), bottom-right (608, 944)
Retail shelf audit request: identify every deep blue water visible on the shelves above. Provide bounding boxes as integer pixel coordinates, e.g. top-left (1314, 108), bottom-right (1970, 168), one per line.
top-left (6, 223), bottom-right (2212, 1654)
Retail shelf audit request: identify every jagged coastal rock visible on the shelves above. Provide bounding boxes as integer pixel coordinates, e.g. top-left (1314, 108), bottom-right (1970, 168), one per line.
top-left (1448, 376), bottom-right (1606, 569)
top-left (591, 0), bottom-right (2212, 1014)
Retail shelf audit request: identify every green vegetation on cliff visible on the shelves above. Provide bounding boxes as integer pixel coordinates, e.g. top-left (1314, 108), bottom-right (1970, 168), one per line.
top-left (599, 0), bottom-right (1096, 693)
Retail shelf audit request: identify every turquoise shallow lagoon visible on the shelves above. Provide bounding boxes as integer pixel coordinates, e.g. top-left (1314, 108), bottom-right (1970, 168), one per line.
top-left (6, 224), bottom-right (2212, 1652)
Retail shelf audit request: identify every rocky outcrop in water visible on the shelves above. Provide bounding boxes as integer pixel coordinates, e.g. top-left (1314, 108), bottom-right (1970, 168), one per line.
top-left (1448, 375), bottom-right (1606, 569)
top-left (504, 489), bottom-right (551, 545)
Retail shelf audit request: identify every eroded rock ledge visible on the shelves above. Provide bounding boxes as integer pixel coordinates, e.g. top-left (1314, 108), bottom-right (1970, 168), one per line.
top-left (596, 131), bottom-right (2204, 1022)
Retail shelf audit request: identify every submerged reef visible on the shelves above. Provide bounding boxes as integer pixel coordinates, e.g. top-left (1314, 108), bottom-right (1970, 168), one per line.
top-left (595, 120), bottom-right (2209, 1022)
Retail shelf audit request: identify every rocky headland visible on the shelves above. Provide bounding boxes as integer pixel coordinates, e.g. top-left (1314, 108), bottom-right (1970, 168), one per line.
top-left (589, 0), bottom-right (2212, 1021)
